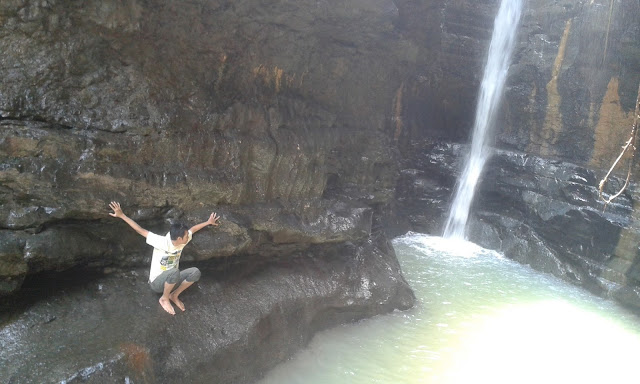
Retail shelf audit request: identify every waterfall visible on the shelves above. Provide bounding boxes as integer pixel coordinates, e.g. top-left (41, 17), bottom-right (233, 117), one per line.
top-left (443, 0), bottom-right (523, 240)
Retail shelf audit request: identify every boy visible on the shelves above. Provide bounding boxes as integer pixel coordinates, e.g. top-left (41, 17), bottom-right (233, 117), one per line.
top-left (109, 201), bottom-right (220, 315)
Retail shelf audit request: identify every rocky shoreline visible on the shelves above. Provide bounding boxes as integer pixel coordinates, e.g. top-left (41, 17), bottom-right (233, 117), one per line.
top-left (1, 237), bottom-right (414, 384)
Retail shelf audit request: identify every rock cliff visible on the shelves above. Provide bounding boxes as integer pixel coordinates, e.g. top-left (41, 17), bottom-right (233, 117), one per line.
top-left (1, 1), bottom-right (419, 382)
top-left (393, 0), bottom-right (640, 310)
top-left (0, 0), bottom-right (415, 293)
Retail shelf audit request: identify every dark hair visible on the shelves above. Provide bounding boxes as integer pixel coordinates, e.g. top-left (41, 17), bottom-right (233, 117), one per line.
top-left (169, 222), bottom-right (189, 240)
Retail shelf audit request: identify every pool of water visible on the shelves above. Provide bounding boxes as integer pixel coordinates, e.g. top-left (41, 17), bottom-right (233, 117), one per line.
top-left (258, 233), bottom-right (640, 384)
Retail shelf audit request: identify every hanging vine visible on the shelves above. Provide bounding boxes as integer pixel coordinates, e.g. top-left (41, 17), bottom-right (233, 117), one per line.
top-left (597, 82), bottom-right (640, 209)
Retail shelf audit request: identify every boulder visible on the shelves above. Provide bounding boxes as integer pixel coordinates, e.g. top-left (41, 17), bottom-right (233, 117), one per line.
top-left (0, 237), bottom-right (414, 383)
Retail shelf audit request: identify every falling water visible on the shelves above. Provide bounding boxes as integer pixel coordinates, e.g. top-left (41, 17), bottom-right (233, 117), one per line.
top-left (443, 0), bottom-right (523, 239)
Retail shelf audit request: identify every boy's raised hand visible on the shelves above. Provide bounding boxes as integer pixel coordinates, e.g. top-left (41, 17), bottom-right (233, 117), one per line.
top-left (208, 212), bottom-right (221, 226)
top-left (109, 201), bottom-right (124, 218)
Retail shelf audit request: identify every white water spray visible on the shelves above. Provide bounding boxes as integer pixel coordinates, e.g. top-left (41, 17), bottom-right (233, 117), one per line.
top-left (443, 0), bottom-right (523, 240)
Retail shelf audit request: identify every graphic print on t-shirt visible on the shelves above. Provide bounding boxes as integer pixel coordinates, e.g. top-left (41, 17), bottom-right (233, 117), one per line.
top-left (160, 249), bottom-right (181, 270)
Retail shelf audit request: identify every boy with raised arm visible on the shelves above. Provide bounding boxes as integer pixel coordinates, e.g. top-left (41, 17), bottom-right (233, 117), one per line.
top-left (109, 201), bottom-right (220, 315)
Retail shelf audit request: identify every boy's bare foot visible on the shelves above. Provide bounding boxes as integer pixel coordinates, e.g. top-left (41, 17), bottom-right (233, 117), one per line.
top-left (159, 296), bottom-right (175, 315)
top-left (170, 293), bottom-right (186, 311)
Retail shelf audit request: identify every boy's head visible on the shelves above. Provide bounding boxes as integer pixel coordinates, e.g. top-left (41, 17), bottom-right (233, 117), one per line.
top-left (170, 222), bottom-right (190, 244)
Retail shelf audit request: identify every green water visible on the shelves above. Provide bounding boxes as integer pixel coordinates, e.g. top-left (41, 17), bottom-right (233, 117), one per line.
top-left (258, 233), bottom-right (640, 384)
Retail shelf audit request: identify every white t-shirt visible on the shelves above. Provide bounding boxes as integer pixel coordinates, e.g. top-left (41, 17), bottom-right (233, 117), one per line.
top-left (146, 230), bottom-right (192, 282)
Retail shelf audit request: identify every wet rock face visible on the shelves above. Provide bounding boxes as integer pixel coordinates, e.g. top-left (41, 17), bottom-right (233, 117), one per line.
top-left (1, 1), bottom-right (638, 292)
top-left (390, 0), bottom-right (640, 165)
top-left (499, 0), bottom-right (640, 166)
top-left (391, 0), bottom-right (640, 312)
top-left (0, 1), bottom-right (421, 381)
top-left (0, 0), bottom-right (413, 293)
top-left (395, 142), bottom-right (640, 311)
top-left (0, 237), bottom-right (414, 384)
top-left (0, 0), bottom-right (514, 293)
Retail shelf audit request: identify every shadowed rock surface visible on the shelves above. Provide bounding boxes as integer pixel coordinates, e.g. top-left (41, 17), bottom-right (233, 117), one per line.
top-left (0, 0), bottom-right (442, 294)
top-left (1, 237), bottom-right (413, 384)
top-left (1, 1), bottom-right (423, 381)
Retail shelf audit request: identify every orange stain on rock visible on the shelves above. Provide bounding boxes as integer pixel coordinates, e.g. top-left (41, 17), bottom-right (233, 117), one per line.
top-left (120, 342), bottom-right (154, 383)
top-left (589, 77), bottom-right (635, 170)
top-left (529, 18), bottom-right (572, 157)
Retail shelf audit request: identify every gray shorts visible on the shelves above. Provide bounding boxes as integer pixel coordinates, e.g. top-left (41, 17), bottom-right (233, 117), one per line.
top-left (149, 267), bottom-right (201, 293)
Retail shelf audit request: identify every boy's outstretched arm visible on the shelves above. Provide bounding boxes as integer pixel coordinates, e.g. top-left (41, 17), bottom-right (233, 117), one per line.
top-left (190, 212), bottom-right (221, 234)
top-left (109, 201), bottom-right (149, 238)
